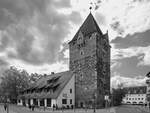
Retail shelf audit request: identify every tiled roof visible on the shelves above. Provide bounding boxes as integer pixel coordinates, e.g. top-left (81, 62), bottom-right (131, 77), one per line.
top-left (19, 71), bottom-right (73, 99)
top-left (69, 13), bottom-right (103, 43)
top-left (123, 86), bottom-right (147, 94)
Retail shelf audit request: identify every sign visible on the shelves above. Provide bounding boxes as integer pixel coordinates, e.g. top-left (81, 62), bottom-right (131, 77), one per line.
top-left (105, 95), bottom-right (109, 100)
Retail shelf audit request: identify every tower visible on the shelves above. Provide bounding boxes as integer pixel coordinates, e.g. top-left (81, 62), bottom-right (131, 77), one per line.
top-left (69, 13), bottom-right (111, 108)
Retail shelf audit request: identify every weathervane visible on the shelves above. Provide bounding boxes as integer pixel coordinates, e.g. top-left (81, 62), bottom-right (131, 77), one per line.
top-left (89, 2), bottom-right (93, 13)
top-left (89, 6), bottom-right (92, 13)
top-left (89, 0), bottom-right (101, 11)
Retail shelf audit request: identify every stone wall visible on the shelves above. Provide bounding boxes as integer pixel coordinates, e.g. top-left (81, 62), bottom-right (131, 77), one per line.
top-left (69, 31), bottom-right (110, 108)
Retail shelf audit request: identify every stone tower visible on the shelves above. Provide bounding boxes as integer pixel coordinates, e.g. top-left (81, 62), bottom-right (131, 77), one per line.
top-left (69, 13), bottom-right (111, 108)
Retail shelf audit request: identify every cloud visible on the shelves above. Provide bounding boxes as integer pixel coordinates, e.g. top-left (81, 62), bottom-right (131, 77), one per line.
top-left (111, 45), bottom-right (150, 69)
top-left (0, 0), bottom-right (82, 66)
top-left (138, 48), bottom-right (150, 66)
top-left (111, 30), bottom-right (150, 49)
top-left (0, 58), bottom-right (8, 67)
top-left (111, 73), bottom-right (147, 88)
top-left (8, 59), bottom-right (69, 74)
top-left (95, 0), bottom-right (150, 40)
top-left (0, 57), bottom-right (9, 76)
top-left (111, 61), bottom-right (122, 69)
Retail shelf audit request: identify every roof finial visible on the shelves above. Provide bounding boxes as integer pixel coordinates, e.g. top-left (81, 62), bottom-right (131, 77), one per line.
top-left (89, 2), bottom-right (93, 13)
top-left (89, 6), bottom-right (92, 13)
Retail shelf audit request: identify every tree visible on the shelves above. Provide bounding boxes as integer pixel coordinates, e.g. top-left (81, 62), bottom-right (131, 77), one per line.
top-left (111, 85), bottom-right (126, 106)
top-left (0, 66), bottom-right (30, 103)
top-left (29, 73), bottom-right (44, 85)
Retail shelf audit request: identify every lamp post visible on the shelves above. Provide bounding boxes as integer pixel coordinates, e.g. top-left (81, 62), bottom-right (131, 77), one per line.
top-left (105, 95), bottom-right (109, 108)
top-left (93, 92), bottom-right (96, 113)
top-left (5, 93), bottom-right (9, 113)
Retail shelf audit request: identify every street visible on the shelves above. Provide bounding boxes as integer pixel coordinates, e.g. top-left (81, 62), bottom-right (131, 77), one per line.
top-left (0, 104), bottom-right (149, 113)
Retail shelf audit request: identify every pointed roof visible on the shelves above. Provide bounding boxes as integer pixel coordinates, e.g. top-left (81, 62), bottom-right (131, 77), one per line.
top-left (69, 13), bottom-right (103, 43)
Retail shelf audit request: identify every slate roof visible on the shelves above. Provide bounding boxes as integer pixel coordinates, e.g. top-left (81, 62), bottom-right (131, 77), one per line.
top-left (18, 71), bottom-right (73, 99)
top-left (69, 13), bottom-right (103, 43)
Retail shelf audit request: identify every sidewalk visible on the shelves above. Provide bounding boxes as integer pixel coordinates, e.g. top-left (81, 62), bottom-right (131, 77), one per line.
top-left (138, 106), bottom-right (150, 113)
top-left (0, 104), bottom-right (116, 113)
top-left (31, 107), bottom-right (116, 113)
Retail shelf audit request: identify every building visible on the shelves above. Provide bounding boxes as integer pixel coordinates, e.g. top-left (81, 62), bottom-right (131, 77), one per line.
top-left (69, 13), bottom-right (111, 108)
top-left (18, 71), bottom-right (75, 108)
top-left (122, 86), bottom-right (147, 105)
top-left (146, 72), bottom-right (150, 107)
top-left (17, 13), bottom-right (111, 108)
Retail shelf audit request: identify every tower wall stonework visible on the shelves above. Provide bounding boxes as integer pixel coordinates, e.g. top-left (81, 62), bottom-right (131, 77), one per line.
top-left (69, 33), bottom-right (98, 107)
top-left (69, 14), bottom-right (110, 108)
top-left (96, 33), bottom-right (110, 107)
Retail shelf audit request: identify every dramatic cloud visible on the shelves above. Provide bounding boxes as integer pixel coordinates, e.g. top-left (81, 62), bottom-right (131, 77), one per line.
top-left (111, 74), bottom-right (147, 88)
top-left (0, 0), bottom-right (150, 87)
top-left (111, 45), bottom-right (150, 66)
top-left (111, 30), bottom-right (150, 49)
top-left (0, 0), bottom-right (81, 67)
top-left (94, 0), bottom-right (150, 40)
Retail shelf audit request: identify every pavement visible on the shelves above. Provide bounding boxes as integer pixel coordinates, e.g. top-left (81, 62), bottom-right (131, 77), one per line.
top-left (0, 104), bottom-right (149, 113)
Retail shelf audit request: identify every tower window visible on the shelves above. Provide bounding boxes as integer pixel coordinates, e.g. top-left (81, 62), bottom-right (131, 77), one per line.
top-left (70, 99), bottom-right (72, 104)
top-left (80, 50), bottom-right (84, 55)
top-left (89, 35), bottom-right (92, 39)
top-left (70, 89), bottom-right (72, 93)
top-left (80, 74), bottom-right (83, 79)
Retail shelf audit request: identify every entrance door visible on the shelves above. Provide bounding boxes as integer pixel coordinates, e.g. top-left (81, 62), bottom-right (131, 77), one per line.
top-left (28, 99), bottom-right (30, 106)
top-left (80, 102), bottom-right (83, 108)
top-left (33, 99), bottom-right (38, 106)
top-left (47, 98), bottom-right (51, 107)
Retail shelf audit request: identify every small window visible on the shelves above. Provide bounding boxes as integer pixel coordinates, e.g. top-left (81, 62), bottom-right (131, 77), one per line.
top-left (138, 98), bottom-right (140, 100)
top-left (62, 99), bottom-right (67, 104)
top-left (89, 35), bottom-right (92, 39)
top-left (80, 50), bottom-right (84, 55)
top-left (70, 99), bottom-right (72, 104)
top-left (79, 74), bottom-right (83, 80)
top-left (70, 89), bottom-right (72, 94)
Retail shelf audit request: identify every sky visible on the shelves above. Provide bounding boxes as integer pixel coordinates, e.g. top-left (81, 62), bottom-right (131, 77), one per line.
top-left (0, 0), bottom-right (150, 88)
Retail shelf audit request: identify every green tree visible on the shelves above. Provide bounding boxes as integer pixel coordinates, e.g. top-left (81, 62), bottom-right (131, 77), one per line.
top-left (0, 66), bottom-right (30, 103)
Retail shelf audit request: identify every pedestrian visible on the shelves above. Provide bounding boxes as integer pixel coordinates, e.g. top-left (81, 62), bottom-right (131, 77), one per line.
top-left (4, 103), bottom-right (7, 111)
top-left (31, 103), bottom-right (35, 111)
top-left (28, 103), bottom-right (31, 111)
top-left (53, 104), bottom-right (55, 111)
top-left (56, 104), bottom-right (58, 110)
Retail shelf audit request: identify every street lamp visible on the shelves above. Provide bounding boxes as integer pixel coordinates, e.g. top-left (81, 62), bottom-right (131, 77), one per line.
top-left (93, 92), bottom-right (96, 113)
top-left (104, 95), bottom-right (109, 108)
top-left (5, 92), bottom-right (9, 113)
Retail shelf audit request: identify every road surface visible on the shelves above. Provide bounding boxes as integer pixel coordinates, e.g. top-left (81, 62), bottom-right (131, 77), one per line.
top-left (0, 104), bottom-right (149, 113)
